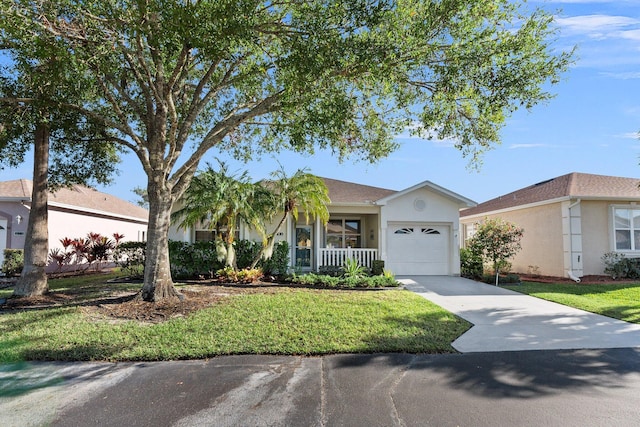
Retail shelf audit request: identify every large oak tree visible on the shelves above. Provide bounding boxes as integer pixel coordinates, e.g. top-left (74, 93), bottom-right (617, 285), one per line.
top-left (0, 50), bottom-right (120, 297)
top-left (0, 0), bottom-right (571, 301)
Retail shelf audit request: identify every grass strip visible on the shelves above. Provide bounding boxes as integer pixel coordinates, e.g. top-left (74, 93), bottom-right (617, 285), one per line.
top-left (504, 281), bottom-right (640, 323)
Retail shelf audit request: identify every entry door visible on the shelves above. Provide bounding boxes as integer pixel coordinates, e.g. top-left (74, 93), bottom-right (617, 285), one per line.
top-left (0, 219), bottom-right (7, 268)
top-left (294, 225), bottom-right (313, 270)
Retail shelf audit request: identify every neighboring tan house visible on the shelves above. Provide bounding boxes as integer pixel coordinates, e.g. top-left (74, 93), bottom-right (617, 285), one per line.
top-left (0, 179), bottom-right (148, 269)
top-left (169, 177), bottom-right (476, 276)
top-left (460, 172), bottom-right (640, 279)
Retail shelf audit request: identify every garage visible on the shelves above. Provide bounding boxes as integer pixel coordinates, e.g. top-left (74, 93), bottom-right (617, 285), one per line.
top-left (386, 223), bottom-right (450, 275)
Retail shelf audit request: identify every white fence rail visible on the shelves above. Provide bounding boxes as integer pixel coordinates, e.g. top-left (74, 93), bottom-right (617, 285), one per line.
top-left (318, 248), bottom-right (378, 269)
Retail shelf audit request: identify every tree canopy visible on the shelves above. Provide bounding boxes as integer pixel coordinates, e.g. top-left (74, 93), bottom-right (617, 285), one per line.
top-left (0, 0), bottom-right (571, 301)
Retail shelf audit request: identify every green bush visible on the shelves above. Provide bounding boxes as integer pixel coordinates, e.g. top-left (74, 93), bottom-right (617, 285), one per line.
top-left (288, 272), bottom-right (399, 289)
top-left (234, 240), bottom-right (261, 270)
top-left (113, 241), bottom-right (146, 279)
top-left (481, 273), bottom-right (521, 285)
top-left (460, 247), bottom-right (483, 279)
top-left (2, 249), bottom-right (23, 276)
top-left (371, 259), bottom-right (385, 276)
top-left (602, 252), bottom-right (640, 279)
top-left (168, 240), bottom-right (222, 279)
top-left (261, 241), bottom-right (290, 276)
top-left (165, 239), bottom-right (288, 279)
top-left (318, 265), bottom-right (342, 277)
top-left (216, 266), bottom-right (264, 283)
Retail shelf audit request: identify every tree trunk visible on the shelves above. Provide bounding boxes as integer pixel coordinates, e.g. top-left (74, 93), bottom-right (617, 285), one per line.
top-left (249, 213), bottom-right (288, 269)
top-left (141, 180), bottom-right (182, 302)
top-left (13, 123), bottom-right (50, 297)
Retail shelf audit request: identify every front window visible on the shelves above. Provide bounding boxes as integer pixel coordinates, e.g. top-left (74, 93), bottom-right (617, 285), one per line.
top-left (614, 208), bottom-right (640, 251)
top-left (326, 219), bottom-right (361, 248)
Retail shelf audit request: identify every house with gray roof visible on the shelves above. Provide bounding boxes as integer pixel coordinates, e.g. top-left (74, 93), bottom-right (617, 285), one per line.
top-left (0, 179), bottom-right (148, 270)
top-left (460, 172), bottom-right (640, 279)
top-left (170, 177), bottom-right (476, 276)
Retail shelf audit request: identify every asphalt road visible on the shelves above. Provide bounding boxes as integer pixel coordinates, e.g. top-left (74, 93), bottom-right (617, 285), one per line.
top-left (2, 349), bottom-right (640, 426)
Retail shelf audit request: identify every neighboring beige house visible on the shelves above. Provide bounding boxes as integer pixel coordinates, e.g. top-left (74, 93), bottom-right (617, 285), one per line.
top-left (460, 172), bottom-right (640, 279)
top-left (0, 179), bottom-right (148, 270)
top-left (169, 177), bottom-right (476, 275)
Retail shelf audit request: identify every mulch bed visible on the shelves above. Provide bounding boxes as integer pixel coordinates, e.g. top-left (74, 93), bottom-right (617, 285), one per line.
top-left (0, 279), bottom-right (289, 324)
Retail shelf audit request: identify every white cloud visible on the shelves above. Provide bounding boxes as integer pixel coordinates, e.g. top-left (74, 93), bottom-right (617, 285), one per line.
top-left (556, 15), bottom-right (640, 37)
top-left (618, 29), bottom-right (640, 41)
top-left (601, 71), bottom-right (640, 79)
top-left (618, 132), bottom-right (640, 139)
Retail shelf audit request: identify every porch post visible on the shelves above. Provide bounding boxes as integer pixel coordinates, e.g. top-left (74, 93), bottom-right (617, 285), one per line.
top-left (315, 216), bottom-right (322, 271)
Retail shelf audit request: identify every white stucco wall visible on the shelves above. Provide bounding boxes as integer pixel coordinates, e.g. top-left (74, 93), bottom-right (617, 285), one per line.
top-left (48, 208), bottom-right (147, 252)
top-left (0, 201), bottom-right (30, 252)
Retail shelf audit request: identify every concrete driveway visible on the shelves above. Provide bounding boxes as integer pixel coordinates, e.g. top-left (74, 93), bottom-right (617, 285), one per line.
top-left (400, 276), bottom-right (640, 353)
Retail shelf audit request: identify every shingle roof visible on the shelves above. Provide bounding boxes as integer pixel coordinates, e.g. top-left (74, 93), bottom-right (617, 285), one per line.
top-left (320, 177), bottom-right (396, 204)
top-left (461, 172), bottom-right (640, 217)
top-left (0, 179), bottom-right (148, 221)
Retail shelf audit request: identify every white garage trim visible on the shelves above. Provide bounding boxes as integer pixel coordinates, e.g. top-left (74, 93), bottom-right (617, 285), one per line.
top-left (386, 222), bottom-right (451, 275)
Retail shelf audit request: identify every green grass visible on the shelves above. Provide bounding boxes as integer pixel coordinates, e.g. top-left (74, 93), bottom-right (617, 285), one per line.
top-left (0, 275), bottom-right (470, 362)
top-left (504, 281), bottom-right (640, 323)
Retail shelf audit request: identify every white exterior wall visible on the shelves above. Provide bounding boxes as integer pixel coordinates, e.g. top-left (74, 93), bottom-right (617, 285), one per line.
top-left (0, 201), bottom-right (30, 252)
top-left (48, 208), bottom-right (147, 252)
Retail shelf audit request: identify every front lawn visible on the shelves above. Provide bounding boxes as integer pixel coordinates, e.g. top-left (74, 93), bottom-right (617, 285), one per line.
top-left (0, 273), bottom-right (470, 362)
top-left (504, 281), bottom-right (640, 323)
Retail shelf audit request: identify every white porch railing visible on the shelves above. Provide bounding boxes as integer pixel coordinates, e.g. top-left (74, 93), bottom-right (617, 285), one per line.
top-left (318, 248), bottom-right (378, 269)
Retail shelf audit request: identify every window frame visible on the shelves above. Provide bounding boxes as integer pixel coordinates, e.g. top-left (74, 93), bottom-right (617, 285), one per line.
top-left (325, 217), bottom-right (362, 248)
top-left (612, 205), bottom-right (640, 252)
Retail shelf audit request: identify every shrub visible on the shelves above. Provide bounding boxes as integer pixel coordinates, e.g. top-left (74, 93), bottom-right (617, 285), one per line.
top-left (341, 258), bottom-right (367, 278)
top-left (261, 241), bottom-right (290, 276)
top-left (2, 249), bottom-right (24, 276)
top-left (216, 267), bottom-right (264, 283)
top-left (114, 241), bottom-right (146, 279)
top-left (168, 240), bottom-right (221, 279)
top-left (371, 259), bottom-right (385, 276)
top-left (460, 247), bottom-right (483, 279)
top-left (234, 240), bottom-right (261, 270)
top-left (287, 272), bottom-right (400, 289)
top-left (49, 232), bottom-right (124, 272)
top-left (318, 265), bottom-right (343, 277)
top-left (601, 252), bottom-right (640, 280)
top-left (481, 273), bottom-right (520, 285)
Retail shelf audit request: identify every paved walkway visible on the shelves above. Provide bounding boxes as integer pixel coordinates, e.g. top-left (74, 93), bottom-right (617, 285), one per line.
top-left (400, 275), bottom-right (640, 353)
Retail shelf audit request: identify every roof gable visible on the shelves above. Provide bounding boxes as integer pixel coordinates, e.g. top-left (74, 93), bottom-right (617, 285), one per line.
top-left (0, 179), bottom-right (148, 221)
top-left (461, 172), bottom-right (640, 217)
top-left (375, 180), bottom-right (476, 208)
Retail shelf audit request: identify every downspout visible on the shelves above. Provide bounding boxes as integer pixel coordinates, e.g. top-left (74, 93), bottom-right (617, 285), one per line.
top-left (567, 199), bottom-right (582, 283)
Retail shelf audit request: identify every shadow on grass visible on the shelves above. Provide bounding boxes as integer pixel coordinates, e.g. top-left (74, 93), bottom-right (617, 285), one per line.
top-left (361, 313), bottom-right (471, 354)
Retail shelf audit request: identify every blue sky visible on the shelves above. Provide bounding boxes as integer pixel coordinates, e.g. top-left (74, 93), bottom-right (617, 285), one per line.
top-left (4, 0), bottom-right (640, 205)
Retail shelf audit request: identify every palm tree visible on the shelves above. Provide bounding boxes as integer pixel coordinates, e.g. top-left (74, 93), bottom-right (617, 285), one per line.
top-left (250, 167), bottom-right (330, 269)
top-left (172, 160), bottom-right (263, 269)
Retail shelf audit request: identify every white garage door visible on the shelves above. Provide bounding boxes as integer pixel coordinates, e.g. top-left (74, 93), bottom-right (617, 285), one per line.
top-left (386, 223), bottom-right (450, 275)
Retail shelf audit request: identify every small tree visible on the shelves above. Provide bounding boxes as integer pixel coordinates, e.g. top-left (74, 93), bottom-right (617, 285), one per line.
top-left (468, 218), bottom-right (524, 285)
